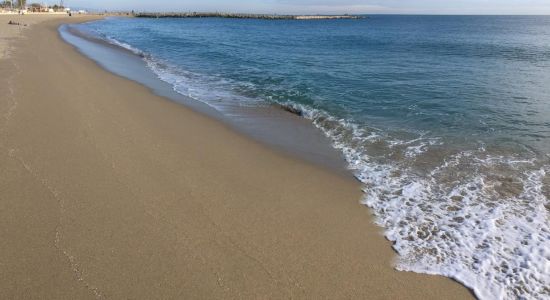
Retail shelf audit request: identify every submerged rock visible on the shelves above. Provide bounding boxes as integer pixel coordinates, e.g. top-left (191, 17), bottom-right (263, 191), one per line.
top-left (276, 103), bottom-right (303, 116)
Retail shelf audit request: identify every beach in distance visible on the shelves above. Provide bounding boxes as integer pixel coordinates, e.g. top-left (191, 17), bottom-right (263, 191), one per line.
top-left (1, 9), bottom-right (549, 300)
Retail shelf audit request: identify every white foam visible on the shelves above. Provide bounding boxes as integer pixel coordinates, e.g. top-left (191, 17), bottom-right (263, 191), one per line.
top-left (285, 102), bottom-right (550, 300)
top-left (144, 56), bottom-right (263, 113)
top-left (85, 28), bottom-right (146, 57)
top-left (87, 32), bottom-right (550, 298)
top-left (105, 36), bottom-right (144, 56)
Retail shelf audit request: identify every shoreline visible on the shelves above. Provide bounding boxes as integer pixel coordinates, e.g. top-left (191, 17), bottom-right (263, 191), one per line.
top-left (0, 15), bottom-right (473, 299)
top-left (60, 21), bottom-right (352, 177)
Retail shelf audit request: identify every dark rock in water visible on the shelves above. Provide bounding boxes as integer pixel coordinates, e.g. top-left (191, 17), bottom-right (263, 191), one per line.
top-left (277, 104), bottom-right (303, 116)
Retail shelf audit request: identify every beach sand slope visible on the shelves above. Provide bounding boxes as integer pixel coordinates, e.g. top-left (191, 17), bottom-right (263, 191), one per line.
top-left (0, 16), bottom-right (473, 299)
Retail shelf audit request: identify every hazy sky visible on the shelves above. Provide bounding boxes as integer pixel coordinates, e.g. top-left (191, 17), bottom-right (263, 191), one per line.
top-left (62, 0), bottom-right (550, 15)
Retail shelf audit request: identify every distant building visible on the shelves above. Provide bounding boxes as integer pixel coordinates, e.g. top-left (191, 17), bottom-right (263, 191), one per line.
top-left (28, 3), bottom-right (48, 12)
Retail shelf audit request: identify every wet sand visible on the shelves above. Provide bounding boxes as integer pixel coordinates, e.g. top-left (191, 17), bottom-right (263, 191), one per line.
top-left (0, 16), bottom-right (473, 299)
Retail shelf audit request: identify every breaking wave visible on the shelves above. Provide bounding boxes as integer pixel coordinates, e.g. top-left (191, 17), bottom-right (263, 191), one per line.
top-left (87, 28), bottom-right (550, 300)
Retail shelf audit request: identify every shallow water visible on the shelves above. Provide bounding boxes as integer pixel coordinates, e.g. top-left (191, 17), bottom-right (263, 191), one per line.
top-left (72, 16), bottom-right (549, 299)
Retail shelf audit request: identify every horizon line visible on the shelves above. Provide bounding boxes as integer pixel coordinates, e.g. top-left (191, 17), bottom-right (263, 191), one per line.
top-left (99, 11), bottom-right (550, 16)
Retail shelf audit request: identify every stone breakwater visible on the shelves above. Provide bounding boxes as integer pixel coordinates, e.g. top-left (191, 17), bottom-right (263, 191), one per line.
top-left (134, 12), bottom-right (364, 20)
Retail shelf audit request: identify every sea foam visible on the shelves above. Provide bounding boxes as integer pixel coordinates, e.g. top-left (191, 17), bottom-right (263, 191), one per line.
top-left (95, 31), bottom-right (549, 300)
top-left (289, 102), bottom-right (550, 300)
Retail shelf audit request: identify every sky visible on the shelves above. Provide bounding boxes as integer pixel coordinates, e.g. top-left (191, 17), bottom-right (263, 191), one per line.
top-left (61, 0), bottom-right (550, 15)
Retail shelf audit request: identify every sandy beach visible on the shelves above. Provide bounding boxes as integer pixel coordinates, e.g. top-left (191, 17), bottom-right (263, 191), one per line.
top-left (0, 15), bottom-right (473, 299)
top-left (0, 14), bottom-right (53, 58)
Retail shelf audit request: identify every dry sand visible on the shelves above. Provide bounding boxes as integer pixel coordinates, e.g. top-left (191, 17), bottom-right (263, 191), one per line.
top-left (0, 14), bottom-right (66, 58)
top-left (0, 16), bottom-right (474, 299)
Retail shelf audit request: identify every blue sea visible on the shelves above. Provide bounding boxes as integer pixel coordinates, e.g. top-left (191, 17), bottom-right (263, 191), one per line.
top-left (67, 16), bottom-right (549, 299)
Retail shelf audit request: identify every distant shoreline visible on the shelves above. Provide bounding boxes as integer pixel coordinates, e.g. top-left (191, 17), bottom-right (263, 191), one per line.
top-left (134, 12), bottom-right (364, 20)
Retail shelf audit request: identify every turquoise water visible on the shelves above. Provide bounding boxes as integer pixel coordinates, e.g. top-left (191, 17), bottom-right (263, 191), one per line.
top-left (75, 16), bottom-right (549, 299)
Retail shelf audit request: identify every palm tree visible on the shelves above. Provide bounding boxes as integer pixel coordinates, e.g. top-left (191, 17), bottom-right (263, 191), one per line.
top-left (0, 0), bottom-right (13, 9)
top-left (18, 0), bottom-right (25, 9)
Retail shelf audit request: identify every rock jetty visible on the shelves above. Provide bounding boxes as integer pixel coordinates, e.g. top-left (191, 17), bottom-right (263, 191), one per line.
top-left (134, 12), bottom-right (363, 20)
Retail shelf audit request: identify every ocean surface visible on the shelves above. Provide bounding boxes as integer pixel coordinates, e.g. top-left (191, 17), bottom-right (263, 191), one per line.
top-left (71, 16), bottom-right (549, 299)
